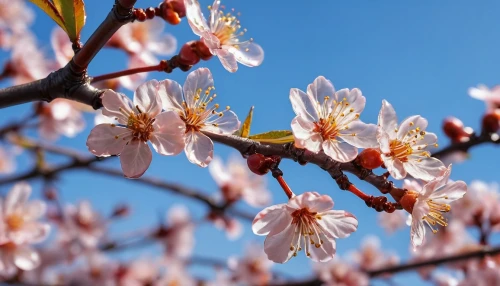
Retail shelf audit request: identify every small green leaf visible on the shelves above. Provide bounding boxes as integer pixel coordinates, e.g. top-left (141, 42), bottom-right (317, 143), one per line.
top-left (249, 130), bottom-right (295, 144)
top-left (29, 0), bottom-right (66, 29)
top-left (234, 106), bottom-right (254, 137)
top-left (54, 0), bottom-right (86, 42)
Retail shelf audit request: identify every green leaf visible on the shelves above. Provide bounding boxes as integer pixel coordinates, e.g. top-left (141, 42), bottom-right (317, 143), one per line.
top-left (54, 0), bottom-right (86, 42)
top-left (28, 0), bottom-right (66, 30)
top-left (234, 106), bottom-right (254, 137)
top-left (249, 130), bottom-right (295, 144)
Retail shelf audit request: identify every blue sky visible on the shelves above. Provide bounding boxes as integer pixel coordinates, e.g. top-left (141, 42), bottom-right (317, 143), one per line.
top-left (1, 0), bottom-right (500, 285)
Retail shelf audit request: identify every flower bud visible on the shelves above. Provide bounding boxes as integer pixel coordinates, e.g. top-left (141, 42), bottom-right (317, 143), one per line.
top-left (247, 153), bottom-right (269, 175)
top-left (195, 40), bottom-right (213, 61)
top-left (168, 0), bottom-right (186, 17)
top-left (178, 42), bottom-right (200, 66)
top-left (400, 191), bottom-right (418, 214)
top-left (357, 148), bottom-right (383, 170)
top-left (135, 8), bottom-right (147, 22)
top-left (482, 113), bottom-right (500, 134)
top-left (442, 117), bottom-right (469, 142)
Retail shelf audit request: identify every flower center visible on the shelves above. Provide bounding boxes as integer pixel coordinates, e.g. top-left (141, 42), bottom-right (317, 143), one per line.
top-left (422, 197), bottom-right (451, 233)
top-left (314, 118), bottom-right (338, 140)
top-left (6, 214), bottom-right (24, 231)
top-left (210, 6), bottom-right (250, 48)
top-left (289, 208), bottom-right (324, 258)
top-left (131, 24), bottom-right (149, 45)
top-left (127, 112), bottom-right (155, 142)
top-left (180, 87), bottom-right (230, 133)
top-left (388, 139), bottom-right (412, 162)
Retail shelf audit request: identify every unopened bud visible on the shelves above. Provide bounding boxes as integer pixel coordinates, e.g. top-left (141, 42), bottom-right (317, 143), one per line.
top-left (247, 153), bottom-right (269, 175)
top-left (482, 113), bottom-right (500, 134)
top-left (442, 117), bottom-right (470, 142)
top-left (111, 204), bottom-right (130, 218)
top-left (357, 148), bottom-right (383, 170)
top-left (195, 40), bottom-right (213, 61)
top-left (400, 191), bottom-right (418, 214)
top-left (178, 42), bottom-right (200, 66)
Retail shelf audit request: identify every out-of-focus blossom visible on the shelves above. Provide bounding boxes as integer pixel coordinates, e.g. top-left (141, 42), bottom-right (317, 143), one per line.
top-left (185, 0), bottom-right (264, 72)
top-left (458, 261), bottom-right (500, 286)
top-left (0, 146), bottom-right (15, 174)
top-left (440, 151), bottom-right (469, 166)
top-left (252, 192), bottom-right (358, 263)
top-left (468, 84), bottom-right (500, 113)
top-left (62, 252), bottom-right (117, 286)
top-left (0, 0), bottom-right (34, 34)
top-left (160, 68), bottom-right (240, 167)
top-left (87, 80), bottom-right (186, 178)
top-left (378, 211), bottom-right (407, 234)
top-left (432, 272), bottom-right (460, 286)
top-left (118, 53), bottom-right (157, 91)
top-left (209, 155), bottom-right (270, 206)
top-left (58, 201), bottom-right (106, 250)
top-left (159, 205), bottom-right (194, 259)
top-left (349, 236), bottom-right (399, 271)
top-left (7, 36), bottom-right (51, 85)
top-left (38, 100), bottom-right (86, 141)
top-left (401, 165), bottom-right (467, 249)
top-left (290, 76), bottom-right (378, 163)
top-left (157, 258), bottom-right (196, 286)
top-left (314, 258), bottom-right (369, 286)
top-left (377, 100), bottom-right (445, 180)
top-left (208, 212), bottom-right (243, 240)
top-left (228, 244), bottom-right (273, 286)
top-left (0, 182), bottom-right (50, 276)
top-left (94, 109), bottom-right (117, 126)
top-left (51, 27), bottom-right (74, 68)
top-left (118, 259), bottom-right (160, 286)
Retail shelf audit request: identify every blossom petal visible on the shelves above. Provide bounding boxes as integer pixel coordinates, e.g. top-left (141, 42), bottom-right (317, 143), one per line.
top-left (405, 157), bottom-right (446, 181)
top-left (10, 222), bottom-right (50, 244)
top-left (215, 48), bottom-right (238, 72)
top-left (288, 192), bottom-right (333, 213)
top-left (134, 79), bottom-right (162, 117)
top-left (291, 117), bottom-right (323, 153)
top-left (185, 0), bottom-right (209, 36)
top-left (290, 88), bottom-right (319, 122)
top-left (318, 210), bottom-right (358, 239)
top-left (202, 110), bottom-right (240, 135)
top-left (208, 156), bottom-right (231, 186)
top-left (183, 68), bottom-right (214, 108)
top-left (377, 130), bottom-right (391, 154)
top-left (432, 181), bottom-right (467, 202)
top-left (24, 201), bottom-right (46, 221)
top-left (397, 115), bottom-right (428, 140)
top-left (184, 131), bottom-right (214, 167)
top-left (378, 100), bottom-right (398, 135)
top-left (252, 204), bottom-right (290, 236)
top-left (87, 124), bottom-right (132, 157)
top-left (120, 140), bottom-right (152, 178)
top-left (334, 88), bottom-right (366, 116)
top-left (226, 42), bottom-right (264, 67)
top-left (101, 90), bottom-right (134, 125)
top-left (410, 209), bottom-right (426, 249)
top-left (308, 232), bottom-right (336, 262)
top-left (339, 122), bottom-right (378, 148)
top-left (158, 79), bottom-right (184, 112)
top-left (148, 33), bottom-right (177, 56)
top-left (14, 245), bottom-right (40, 271)
top-left (5, 182), bottom-right (31, 214)
top-left (263, 224), bottom-right (296, 263)
top-left (322, 140), bottom-right (358, 163)
top-left (150, 111), bottom-right (186, 156)
top-left (383, 157), bottom-right (407, 179)
top-left (307, 76), bottom-right (335, 104)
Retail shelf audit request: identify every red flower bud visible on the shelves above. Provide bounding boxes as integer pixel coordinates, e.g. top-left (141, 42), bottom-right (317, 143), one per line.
top-left (135, 9), bottom-right (147, 22)
top-left (442, 117), bottom-right (469, 142)
top-left (195, 40), bottom-right (213, 61)
top-left (400, 191), bottom-right (418, 214)
top-left (145, 7), bottom-right (156, 19)
top-left (482, 113), bottom-right (500, 134)
top-left (357, 148), bottom-right (383, 170)
top-left (247, 153), bottom-right (269, 175)
top-left (168, 0), bottom-right (186, 18)
top-left (178, 42), bottom-right (200, 66)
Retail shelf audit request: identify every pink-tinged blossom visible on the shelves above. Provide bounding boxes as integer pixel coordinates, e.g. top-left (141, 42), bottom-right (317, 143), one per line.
top-left (252, 192), bottom-right (358, 263)
top-left (290, 76), bottom-right (378, 163)
top-left (209, 155), bottom-right (271, 206)
top-left (349, 236), bottom-right (399, 271)
top-left (184, 0), bottom-right (264, 72)
top-left (7, 36), bottom-right (51, 85)
top-left (208, 212), bottom-right (243, 240)
top-left (468, 84), bottom-right (500, 112)
top-left (378, 211), bottom-right (407, 234)
top-left (51, 27), bottom-right (74, 68)
top-left (160, 205), bottom-right (195, 259)
top-left (377, 100), bottom-right (446, 180)
top-left (118, 53), bottom-right (156, 91)
top-left (87, 80), bottom-right (186, 178)
top-left (38, 99), bottom-right (86, 141)
top-left (432, 272), bottom-right (460, 286)
top-left (159, 68), bottom-right (240, 167)
top-left (0, 182), bottom-right (50, 245)
top-left (0, 0), bottom-right (34, 34)
top-left (119, 259), bottom-right (161, 286)
top-left (62, 252), bottom-right (118, 286)
top-left (108, 18), bottom-right (176, 58)
top-left (157, 258), bottom-right (196, 286)
top-left (402, 165), bottom-right (467, 249)
top-left (58, 201), bottom-right (106, 250)
top-left (313, 258), bottom-right (369, 286)
top-left (458, 261), bottom-right (500, 286)
top-left (0, 146), bottom-right (15, 174)
top-left (228, 244), bottom-right (273, 286)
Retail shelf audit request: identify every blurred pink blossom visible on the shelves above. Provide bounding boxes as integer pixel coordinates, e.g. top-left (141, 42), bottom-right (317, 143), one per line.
top-left (349, 236), bottom-right (399, 271)
top-left (468, 84), bottom-right (500, 112)
top-left (160, 205), bottom-right (195, 259)
top-left (38, 99), bottom-right (86, 141)
top-left (314, 258), bottom-right (369, 286)
top-left (228, 244), bottom-right (273, 286)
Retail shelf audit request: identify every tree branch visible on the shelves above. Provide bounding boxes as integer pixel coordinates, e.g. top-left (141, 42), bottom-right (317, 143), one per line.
top-left (432, 131), bottom-right (500, 159)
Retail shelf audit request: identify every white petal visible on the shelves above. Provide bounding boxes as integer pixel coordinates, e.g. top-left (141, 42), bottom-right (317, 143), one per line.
top-left (405, 157), bottom-right (446, 181)
top-left (263, 224), bottom-right (296, 263)
top-left (226, 42), bottom-right (264, 67)
top-left (158, 79), bottom-right (184, 112)
top-left (86, 124), bottom-right (132, 157)
top-left (291, 116), bottom-right (323, 153)
top-left (14, 246), bottom-right (40, 271)
top-left (431, 181), bottom-right (467, 202)
top-left (308, 232), bottom-right (336, 262)
top-left (101, 90), bottom-right (134, 125)
top-left (289, 88), bottom-right (319, 122)
top-left (307, 76), bottom-right (335, 104)
top-left (185, 0), bottom-right (210, 36)
top-left (184, 131), bottom-right (214, 167)
top-left (215, 48), bottom-right (238, 73)
top-left (378, 100), bottom-right (398, 135)
top-left (383, 157), bottom-right (407, 179)
top-left (322, 140), bottom-right (358, 163)
top-left (134, 79), bottom-right (162, 117)
top-left (208, 156), bottom-right (231, 186)
top-left (288, 192), bottom-right (333, 213)
top-left (5, 182), bottom-right (31, 214)
top-left (397, 115), bottom-right (428, 140)
top-left (318, 210), bottom-right (358, 239)
top-left (377, 130), bottom-right (391, 154)
top-left (410, 209), bottom-right (426, 249)
top-left (183, 68), bottom-right (214, 108)
top-left (339, 122), bottom-right (378, 148)
top-left (24, 201), bottom-right (46, 221)
top-left (252, 204), bottom-right (290, 236)
top-left (420, 165), bottom-right (452, 197)
top-left (150, 111), bottom-right (186, 156)
top-left (120, 140), bottom-right (152, 178)
top-left (202, 110), bottom-right (240, 135)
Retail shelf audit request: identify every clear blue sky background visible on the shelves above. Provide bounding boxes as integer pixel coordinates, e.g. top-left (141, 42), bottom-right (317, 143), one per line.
top-left (1, 0), bottom-right (500, 285)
